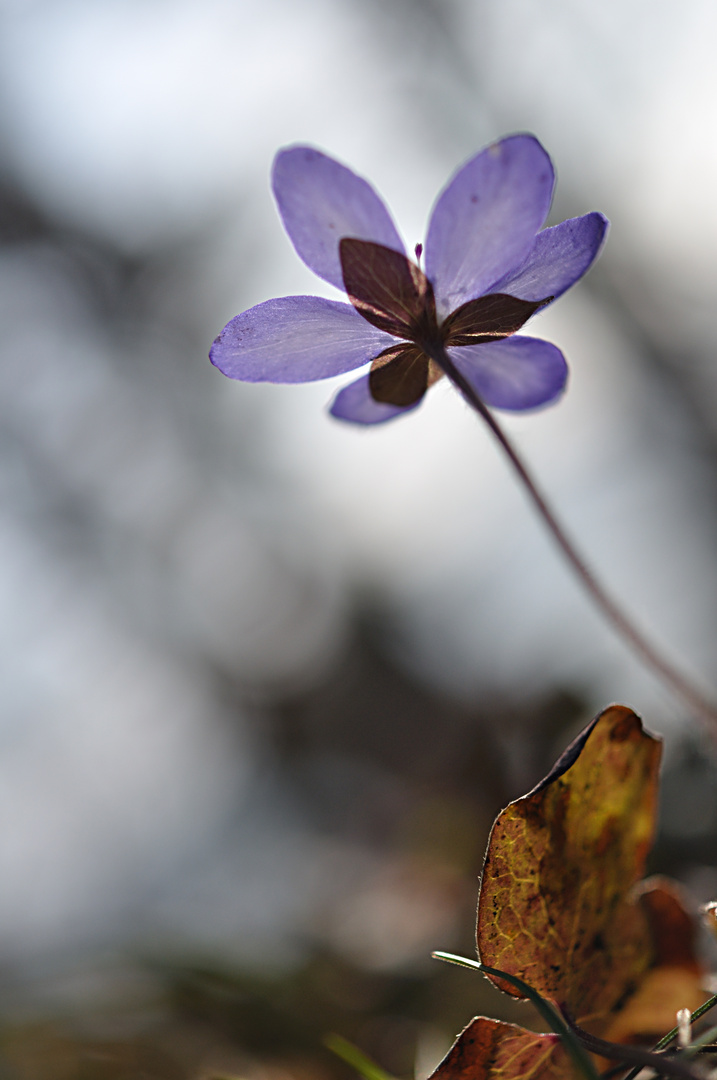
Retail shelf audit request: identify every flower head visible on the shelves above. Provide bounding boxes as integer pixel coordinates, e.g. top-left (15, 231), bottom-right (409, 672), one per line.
top-left (210, 136), bottom-right (608, 425)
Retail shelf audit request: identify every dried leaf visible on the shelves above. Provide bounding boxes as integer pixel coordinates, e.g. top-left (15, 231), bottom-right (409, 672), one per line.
top-left (638, 878), bottom-right (701, 974)
top-left (430, 1018), bottom-right (568, 1080)
top-left (602, 879), bottom-right (705, 1044)
top-left (429, 707), bottom-right (707, 1080)
top-left (477, 705), bottom-right (661, 1022)
top-left (702, 901), bottom-right (717, 942)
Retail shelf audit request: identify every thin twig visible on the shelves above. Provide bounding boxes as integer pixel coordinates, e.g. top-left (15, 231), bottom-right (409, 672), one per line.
top-left (561, 1007), bottom-right (702, 1080)
top-left (425, 341), bottom-right (717, 728)
top-left (589, 948), bottom-right (717, 1080)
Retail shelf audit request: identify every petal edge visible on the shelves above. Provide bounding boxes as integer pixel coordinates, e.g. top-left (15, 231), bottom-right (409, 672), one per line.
top-left (448, 335), bottom-right (568, 411)
top-left (329, 373), bottom-right (419, 425)
top-left (272, 147), bottom-right (405, 292)
top-left (490, 213), bottom-right (609, 302)
top-left (425, 135), bottom-right (555, 317)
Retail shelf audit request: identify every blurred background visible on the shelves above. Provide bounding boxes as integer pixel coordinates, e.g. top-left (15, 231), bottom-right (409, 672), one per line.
top-left (1, 0), bottom-right (717, 1076)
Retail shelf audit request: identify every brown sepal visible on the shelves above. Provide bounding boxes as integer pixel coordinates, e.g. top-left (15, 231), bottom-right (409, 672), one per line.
top-left (369, 343), bottom-right (442, 406)
top-left (442, 294), bottom-right (552, 346)
top-left (340, 238), bottom-right (439, 341)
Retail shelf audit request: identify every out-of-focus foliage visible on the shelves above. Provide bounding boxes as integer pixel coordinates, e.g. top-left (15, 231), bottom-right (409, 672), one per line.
top-left (0, 0), bottom-right (717, 1076)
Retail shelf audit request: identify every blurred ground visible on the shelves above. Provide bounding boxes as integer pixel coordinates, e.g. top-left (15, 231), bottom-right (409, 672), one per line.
top-left (1, 0), bottom-right (717, 1075)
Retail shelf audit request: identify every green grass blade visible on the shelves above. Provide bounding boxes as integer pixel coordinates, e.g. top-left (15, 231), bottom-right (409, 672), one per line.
top-left (432, 951), bottom-right (600, 1080)
top-left (324, 1034), bottom-right (399, 1080)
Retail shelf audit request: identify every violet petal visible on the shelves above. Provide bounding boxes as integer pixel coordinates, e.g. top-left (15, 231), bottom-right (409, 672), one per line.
top-left (425, 135), bottom-right (555, 317)
top-left (210, 296), bottom-right (396, 382)
top-left (490, 213), bottom-right (609, 302)
top-left (448, 335), bottom-right (568, 411)
top-left (329, 373), bottom-right (419, 424)
top-left (272, 147), bottom-right (406, 292)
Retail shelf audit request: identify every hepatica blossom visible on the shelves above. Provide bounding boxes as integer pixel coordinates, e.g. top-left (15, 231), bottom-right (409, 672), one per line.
top-left (210, 135), bottom-right (608, 425)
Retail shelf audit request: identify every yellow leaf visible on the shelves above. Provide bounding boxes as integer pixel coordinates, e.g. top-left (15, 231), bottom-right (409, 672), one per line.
top-left (477, 705), bottom-right (660, 1023)
top-left (429, 706), bottom-right (708, 1080)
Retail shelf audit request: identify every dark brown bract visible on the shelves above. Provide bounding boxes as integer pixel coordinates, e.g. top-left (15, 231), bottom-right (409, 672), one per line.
top-left (339, 238), bottom-right (550, 406)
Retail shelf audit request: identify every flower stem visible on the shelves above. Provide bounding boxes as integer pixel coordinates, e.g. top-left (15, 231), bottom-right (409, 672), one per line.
top-left (427, 342), bottom-right (717, 728)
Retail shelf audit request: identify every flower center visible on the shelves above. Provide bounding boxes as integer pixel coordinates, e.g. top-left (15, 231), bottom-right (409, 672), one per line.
top-left (339, 238), bottom-right (551, 407)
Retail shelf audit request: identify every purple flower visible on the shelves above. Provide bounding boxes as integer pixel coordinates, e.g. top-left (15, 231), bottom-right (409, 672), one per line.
top-left (210, 135), bottom-right (608, 425)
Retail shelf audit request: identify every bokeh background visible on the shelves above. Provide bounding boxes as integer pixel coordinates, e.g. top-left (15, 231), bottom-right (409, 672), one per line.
top-left (2, 0), bottom-right (717, 1076)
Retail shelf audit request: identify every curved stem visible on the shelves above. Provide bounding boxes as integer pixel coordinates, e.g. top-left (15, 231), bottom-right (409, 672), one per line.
top-left (559, 1007), bottom-right (701, 1080)
top-left (432, 952), bottom-right (600, 1080)
top-left (621, 993), bottom-right (717, 1080)
top-left (425, 342), bottom-right (717, 728)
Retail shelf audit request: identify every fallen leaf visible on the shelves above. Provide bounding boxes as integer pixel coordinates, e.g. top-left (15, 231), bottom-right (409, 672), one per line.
top-left (429, 705), bottom-right (708, 1080)
top-left (430, 1018), bottom-right (566, 1080)
top-left (603, 878), bottom-right (705, 1043)
top-left (477, 705), bottom-right (660, 1023)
